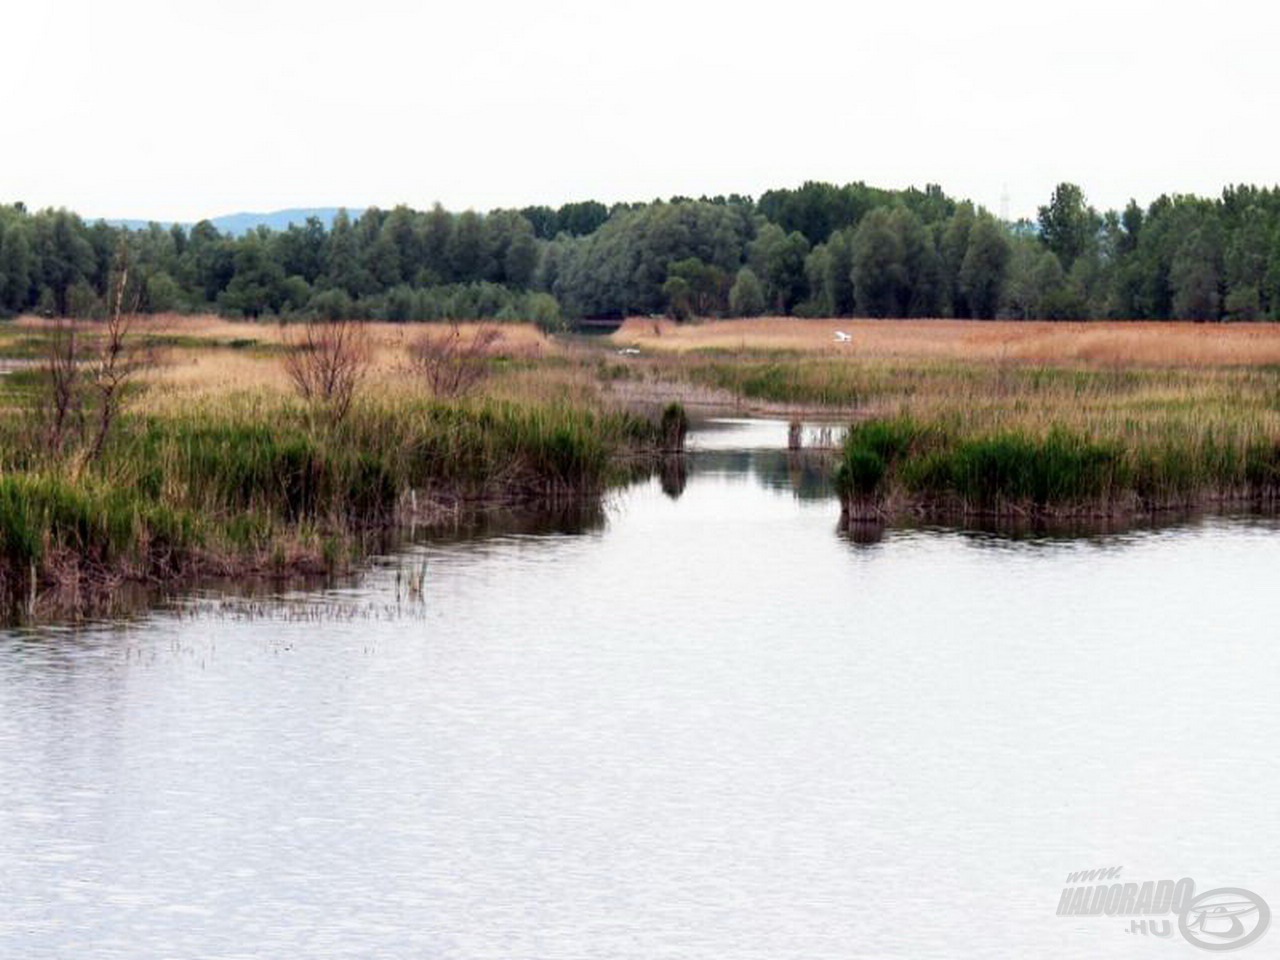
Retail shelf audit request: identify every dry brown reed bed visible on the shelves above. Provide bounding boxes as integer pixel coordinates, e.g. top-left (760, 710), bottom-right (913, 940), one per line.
top-left (614, 317), bottom-right (1280, 367)
top-left (92, 318), bottom-right (565, 411)
top-left (13, 313), bottom-right (556, 351)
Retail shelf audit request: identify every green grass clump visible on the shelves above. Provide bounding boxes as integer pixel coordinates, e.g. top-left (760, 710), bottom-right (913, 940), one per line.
top-left (836, 416), bottom-right (1280, 518)
top-left (0, 474), bottom-right (202, 587)
top-left (0, 394), bottom-right (671, 613)
top-left (924, 430), bottom-right (1121, 508)
top-left (833, 418), bottom-right (921, 500)
top-left (691, 361), bottom-right (869, 406)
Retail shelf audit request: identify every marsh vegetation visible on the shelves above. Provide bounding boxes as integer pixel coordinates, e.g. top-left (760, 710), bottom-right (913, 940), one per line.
top-left (3, 308), bottom-right (1280, 617)
top-left (0, 315), bottom-right (680, 616)
top-left (609, 318), bottom-right (1280, 520)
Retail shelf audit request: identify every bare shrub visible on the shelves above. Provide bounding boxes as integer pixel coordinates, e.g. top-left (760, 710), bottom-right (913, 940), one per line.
top-left (40, 240), bottom-right (149, 466)
top-left (44, 318), bottom-right (84, 455)
top-left (86, 249), bottom-right (144, 464)
top-left (409, 323), bottom-right (502, 399)
top-left (283, 318), bottom-right (371, 422)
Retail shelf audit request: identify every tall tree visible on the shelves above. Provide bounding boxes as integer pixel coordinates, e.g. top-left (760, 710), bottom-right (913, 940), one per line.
top-left (941, 204), bottom-right (975, 316)
top-left (275, 216), bottom-right (329, 284)
top-left (0, 221), bottom-right (33, 312)
top-left (1037, 182), bottom-right (1096, 271)
top-left (851, 208), bottom-right (908, 317)
top-left (822, 228), bottom-right (856, 315)
top-left (420, 203), bottom-right (454, 284)
top-left (729, 267), bottom-right (766, 317)
top-left (219, 234), bottom-right (285, 317)
top-left (32, 210), bottom-right (96, 314)
top-left (1171, 228), bottom-right (1223, 320)
top-left (748, 224), bottom-right (809, 314)
top-left (448, 211), bottom-right (489, 282)
top-left (958, 215), bottom-right (1011, 319)
top-left (326, 209), bottom-right (368, 296)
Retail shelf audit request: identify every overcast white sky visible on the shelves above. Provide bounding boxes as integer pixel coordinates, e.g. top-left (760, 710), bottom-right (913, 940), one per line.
top-left (6, 0), bottom-right (1279, 223)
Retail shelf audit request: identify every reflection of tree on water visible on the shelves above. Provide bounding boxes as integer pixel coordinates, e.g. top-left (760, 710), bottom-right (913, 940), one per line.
top-left (835, 504), bottom-right (1280, 550)
top-left (840, 519), bottom-right (887, 546)
top-left (686, 449), bottom-right (835, 501)
top-left (660, 456), bottom-right (688, 500)
top-left (416, 500), bottom-right (608, 543)
top-left (779, 451), bottom-right (835, 500)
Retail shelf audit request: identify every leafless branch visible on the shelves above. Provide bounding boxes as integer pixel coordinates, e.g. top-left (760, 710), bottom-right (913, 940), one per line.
top-left (44, 317), bottom-right (84, 455)
top-left (409, 323), bottom-right (502, 399)
top-left (283, 318), bottom-right (371, 423)
top-left (85, 246), bottom-right (144, 464)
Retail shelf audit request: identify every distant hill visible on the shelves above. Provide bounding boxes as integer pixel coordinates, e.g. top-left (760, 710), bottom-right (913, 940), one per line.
top-left (107, 207), bottom-right (362, 236)
top-left (207, 208), bottom-right (359, 235)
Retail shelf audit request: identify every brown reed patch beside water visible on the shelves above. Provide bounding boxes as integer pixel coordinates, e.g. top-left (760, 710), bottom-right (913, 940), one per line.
top-left (613, 317), bottom-right (1280, 367)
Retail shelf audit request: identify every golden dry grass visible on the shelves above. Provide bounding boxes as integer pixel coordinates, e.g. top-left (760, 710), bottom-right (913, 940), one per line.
top-left (613, 317), bottom-right (1280, 367)
top-left (15, 313), bottom-right (553, 351)
top-left (14, 313), bottom-right (1280, 458)
top-left (67, 315), bottom-right (565, 411)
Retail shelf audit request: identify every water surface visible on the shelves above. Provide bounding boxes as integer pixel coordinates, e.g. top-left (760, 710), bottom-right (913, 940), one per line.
top-left (3, 419), bottom-right (1278, 959)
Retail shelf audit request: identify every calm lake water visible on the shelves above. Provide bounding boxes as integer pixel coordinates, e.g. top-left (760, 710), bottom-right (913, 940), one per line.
top-left (3, 419), bottom-right (1279, 959)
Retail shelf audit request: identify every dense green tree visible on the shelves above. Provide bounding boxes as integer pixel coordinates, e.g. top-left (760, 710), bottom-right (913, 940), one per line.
top-left (520, 205), bottom-right (558, 240)
top-left (1118, 200), bottom-right (1144, 256)
top-left (144, 271), bottom-right (185, 313)
top-left (1130, 197), bottom-right (1223, 319)
top-left (86, 220), bottom-right (122, 292)
top-left (483, 210), bottom-right (538, 286)
top-left (1037, 182), bottom-right (1096, 271)
top-left (665, 258), bottom-right (730, 317)
top-left (1171, 227), bottom-right (1223, 320)
top-left (0, 177), bottom-right (1275, 327)
top-left (1106, 257), bottom-right (1147, 319)
top-left (1225, 284), bottom-right (1261, 321)
top-left (957, 215), bottom-right (1010, 319)
top-left (822, 228), bottom-right (856, 316)
top-left (365, 231), bottom-right (403, 289)
top-left (66, 280), bottom-right (100, 318)
top-left (1030, 246), bottom-right (1075, 317)
top-left (729, 266), bottom-right (766, 317)
top-left (1264, 235), bottom-right (1280, 320)
top-left (851, 208), bottom-right (908, 317)
top-left (748, 224), bottom-right (809, 314)
top-left (420, 203), bottom-right (454, 284)
top-left (941, 203), bottom-right (975, 316)
top-left (275, 217), bottom-right (328, 284)
top-left (802, 244), bottom-right (833, 315)
top-left (555, 201), bottom-right (753, 317)
top-left (448, 211), bottom-right (489, 283)
top-left (219, 234), bottom-right (285, 317)
top-left (1002, 237), bottom-right (1049, 319)
top-left (31, 210), bottom-right (96, 314)
top-left (662, 276), bottom-right (694, 320)
top-left (383, 207), bottom-right (421, 280)
top-left (1225, 206), bottom-right (1270, 313)
top-left (0, 220), bottom-right (33, 312)
top-left (326, 209), bottom-right (368, 296)
top-left (893, 207), bottom-right (941, 317)
top-left (557, 201), bottom-right (609, 237)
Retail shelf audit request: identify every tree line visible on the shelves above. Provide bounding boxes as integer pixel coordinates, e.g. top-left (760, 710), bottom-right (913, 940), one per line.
top-left (4, 179), bottom-right (1280, 324)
